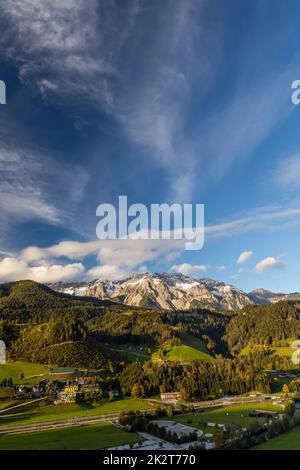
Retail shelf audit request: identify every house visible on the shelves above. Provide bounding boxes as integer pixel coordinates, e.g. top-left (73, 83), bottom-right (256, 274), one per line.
top-left (109, 389), bottom-right (120, 398)
top-left (0, 340), bottom-right (6, 364)
top-left (81, 383), bottom-right (100, 393)
top-left (160, 392), bottom-right (181, 402)
top-left (49, 367), bottom-right (77, 375)
top-left (16, 386), bottom-right (28, 395)
top-left (54, 384), bottom-right (79, 405)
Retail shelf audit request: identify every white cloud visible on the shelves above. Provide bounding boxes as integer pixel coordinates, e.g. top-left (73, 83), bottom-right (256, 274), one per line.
top-left (21, 241), bottom-right (102, 263)
top-left (6, 199), bottom-right (300, 283)
top-left (0, 257), bottom-right (84, 283)
top-left (86, 264), bottom-right (131, 281)
top-left (255, 257), bottom-right (286, 272)
top-left (18, 238), bottom-right (185, 282)
top-left (217, 265), bottom-right (227, 271)
top-left (21, 238), bottom-right (184, 264)
top-left (171, 262), bottom-right (207, 277)
top-left (237, 251), bottom-right (253, 264)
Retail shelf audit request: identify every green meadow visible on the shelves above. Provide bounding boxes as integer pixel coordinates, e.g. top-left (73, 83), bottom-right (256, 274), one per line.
top-left (0, 362), bottom-right (49, 385)
top-left (0, 423), bottom-right (140, 450)
top-left (152, 344), bottom-right (214, 362)
top-left (109, 346), bottom-right (150, 363)
top-left (172, 402), bottom-right (283, 430)
top-left (240, 344), bottom-right (296, 359)
top-left (152, 333), bottom-right (214, 363)
top-left (0, 398), bottom-right (153, 427)
top-left (253, 425), bottom-right (300, 450)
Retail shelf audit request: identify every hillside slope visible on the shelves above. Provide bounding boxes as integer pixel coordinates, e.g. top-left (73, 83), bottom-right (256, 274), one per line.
top-left (225, 301), bottom-right (300, 353)
top-left (0, 280), bottom-right (115, 322)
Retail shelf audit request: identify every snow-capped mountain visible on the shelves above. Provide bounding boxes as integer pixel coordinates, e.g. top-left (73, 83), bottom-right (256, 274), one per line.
top-left (248, 288), bottom-right (300, 304)
top-left (50, 273), bottom-right (256, 311)
top-left (51, 273), bottom-right (300, 311)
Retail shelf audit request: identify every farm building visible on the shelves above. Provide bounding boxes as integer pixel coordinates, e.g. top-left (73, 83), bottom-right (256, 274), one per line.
top-left (160, 392), bottom-right (181, 402)
top-left (249, 409), bottom-right (278, 418)
top-left (49, 367), bottom-right (77, 375)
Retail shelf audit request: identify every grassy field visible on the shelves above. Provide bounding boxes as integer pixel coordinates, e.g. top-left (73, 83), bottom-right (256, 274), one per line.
top-left (110, 332), bottom-right (214, 363)
top-left (0, 398), bottom-right (153, 427)
top-left (177, 332), bottom-right (210, 352)
top-left (0, 362), bottom-right (49, 385)
top-left (0, 400), bottom-right (15, 410)
top-left (172, 402), bottom-right (284, 431)
top-left (109, 346), bottom-right (150, 363)
top-left (253, 425), bottom-right (300, 450)
top-left (153, 344), bottom-right (214, 362)
top-left (0, 423), bottom-right (140, 450)
top-left (240, 345), bottom-right (295, 358)
top-left (152, 333), bottom-right (214, 363)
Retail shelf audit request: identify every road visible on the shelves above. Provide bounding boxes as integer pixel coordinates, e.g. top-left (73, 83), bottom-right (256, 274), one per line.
top-left (0, 412), bottom-right (121, 436)
top-left (0, 397), bottom-right (46, 415)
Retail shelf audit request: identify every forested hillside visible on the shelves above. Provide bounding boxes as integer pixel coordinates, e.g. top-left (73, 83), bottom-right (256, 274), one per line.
top-left (0, 281), bottom-right (122, 368)
top-left (0, 280), bottom-right (113, 322)
top-left (87, 309), bottom-right (230, 356)
top-left (225, 301), bottom-right (300, 353)
top-left (118, 353), bottom-right (271, 400)
top-left (2, 280), bottom-right (300, 378)
top-left (0, 281), bottom-right (229, 368)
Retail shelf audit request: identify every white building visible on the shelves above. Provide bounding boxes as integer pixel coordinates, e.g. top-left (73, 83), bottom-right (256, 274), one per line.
top-left (0, 340), bottom-right (6, 364)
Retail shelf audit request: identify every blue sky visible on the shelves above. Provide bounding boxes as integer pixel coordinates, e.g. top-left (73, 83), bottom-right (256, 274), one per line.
top-left (1, 0), bottom-right (300, 292)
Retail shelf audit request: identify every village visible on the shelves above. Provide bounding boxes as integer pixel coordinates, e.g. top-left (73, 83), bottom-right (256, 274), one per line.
top-left (0, 363), bottom-right (293, 451)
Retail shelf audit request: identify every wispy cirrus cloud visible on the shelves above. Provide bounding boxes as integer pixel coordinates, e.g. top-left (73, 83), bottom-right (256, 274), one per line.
top-left (0, 0), bottom-right (112, 107)
top-left (272, 154), bottom-right (300, 190)
top-left (0, 146), bottom-right (60, 226)
top-left (0, 143), bottom-right (89, 237)
top-left (194, 70), bottom-right (296, 183)
top-left (1, 0), bottom-right (299, 206)
top-left (206, 205), bottom-right (300, 240)
top-left (0, 0), bottom-right (218, 200)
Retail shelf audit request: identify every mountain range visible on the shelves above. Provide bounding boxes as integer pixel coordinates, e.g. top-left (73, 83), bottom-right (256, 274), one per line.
top-left (50, 272), bottom-right (300, 311)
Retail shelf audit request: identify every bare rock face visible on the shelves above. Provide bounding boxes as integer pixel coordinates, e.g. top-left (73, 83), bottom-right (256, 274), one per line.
top-left (50, 273), bottom-right (257, 311)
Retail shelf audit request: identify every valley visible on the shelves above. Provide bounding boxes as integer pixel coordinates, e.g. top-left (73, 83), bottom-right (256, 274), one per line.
top-left (1, 279), bottom-right (300, 450)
